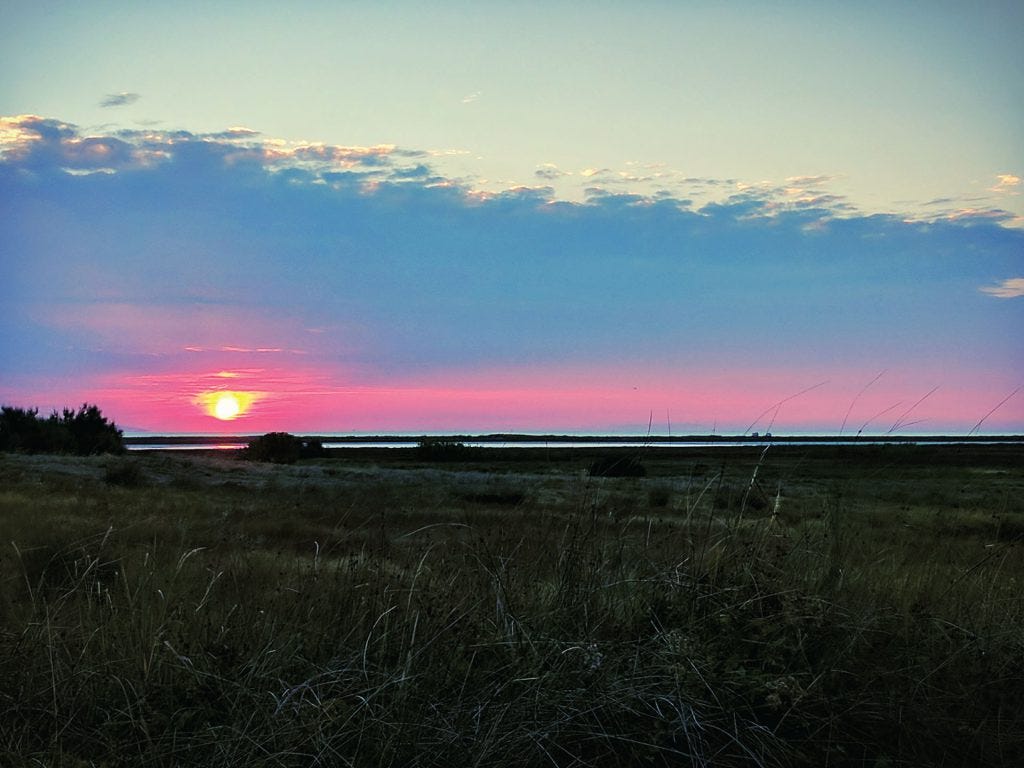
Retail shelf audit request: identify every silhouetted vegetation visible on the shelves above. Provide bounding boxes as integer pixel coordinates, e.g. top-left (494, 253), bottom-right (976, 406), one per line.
top-left (0, 403), bottom-right (124, 455)
top-left (245, 432), bottom-right (302, 463)
top-left (416, 438), bottom-right (476, 461)
top-left (297, 437), bottom-right (326, 459)
top-left (587, 452), bottom-right (647, 477)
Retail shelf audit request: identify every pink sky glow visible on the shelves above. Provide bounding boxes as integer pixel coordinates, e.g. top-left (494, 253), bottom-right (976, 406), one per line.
top-left (8, 362), bottom-right (1020, 436)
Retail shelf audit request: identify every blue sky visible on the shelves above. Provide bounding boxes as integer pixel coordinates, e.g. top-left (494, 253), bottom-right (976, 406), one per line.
top-left (1, 2), bottom-right (1022, 433)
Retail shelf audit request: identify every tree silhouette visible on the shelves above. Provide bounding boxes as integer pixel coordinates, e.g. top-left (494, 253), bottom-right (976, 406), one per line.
top-left (0, 403), bottom-right (124, 455)
top-left (246, 432), bottom-right (301, 464)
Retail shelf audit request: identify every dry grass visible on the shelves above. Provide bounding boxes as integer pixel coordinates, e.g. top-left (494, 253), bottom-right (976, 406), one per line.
top-left (0, 445), bottom-right (1022, 766)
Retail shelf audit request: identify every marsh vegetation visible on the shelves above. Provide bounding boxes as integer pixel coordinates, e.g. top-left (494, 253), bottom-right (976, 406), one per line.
top-left (1, 444), bottom-right (1022, 766)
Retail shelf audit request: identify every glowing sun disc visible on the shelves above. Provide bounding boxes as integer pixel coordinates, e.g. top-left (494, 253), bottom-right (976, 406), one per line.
top-left (197, 390), bottom-right (257, 421)
top-left (214, 393), bottom-right (241, 420)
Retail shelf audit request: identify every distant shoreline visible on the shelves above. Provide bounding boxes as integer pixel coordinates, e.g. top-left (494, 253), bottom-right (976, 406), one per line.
top-left (123, 433), bottom-right (1024, 446)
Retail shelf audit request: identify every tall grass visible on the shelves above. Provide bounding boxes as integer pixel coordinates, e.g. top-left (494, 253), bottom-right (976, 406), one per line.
top-left (0, 447), bottom-right (1022, 766)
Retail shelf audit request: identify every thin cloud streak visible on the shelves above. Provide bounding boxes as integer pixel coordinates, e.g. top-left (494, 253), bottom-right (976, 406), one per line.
top-left (99, 92), bottom-right (141, 108)
top-left (979, 278), bottom-right (1024, 299)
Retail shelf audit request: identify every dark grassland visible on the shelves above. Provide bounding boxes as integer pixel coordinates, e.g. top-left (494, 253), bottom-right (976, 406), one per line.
top-left (1, 444), bottom-right (1022, 767)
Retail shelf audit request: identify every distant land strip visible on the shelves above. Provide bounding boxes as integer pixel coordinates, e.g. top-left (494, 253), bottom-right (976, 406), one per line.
top-left (123, 434), bottom-right (1024, 446)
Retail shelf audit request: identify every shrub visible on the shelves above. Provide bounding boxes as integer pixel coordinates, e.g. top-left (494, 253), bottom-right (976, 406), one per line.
top-left (416, 438), bottom-right (473, 462)
top-left (588, 454), bottom-right (647, 478)
top-left (297, 438), bottom-right (326, 459)
top-left (246, 432), bottom-right (301, 464)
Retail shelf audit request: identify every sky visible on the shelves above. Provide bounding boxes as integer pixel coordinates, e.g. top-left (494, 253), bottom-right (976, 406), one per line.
top-left (1, 1), bottom-right (1022, 435)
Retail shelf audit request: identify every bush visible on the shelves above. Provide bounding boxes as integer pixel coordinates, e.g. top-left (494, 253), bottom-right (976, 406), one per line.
top-left (0, 403), bottom-right (124, 455)
top-left (246, 432), bottom-right (301, 464)
top-left (588, 454), bottom-right (647, 478)
top-left (416, 439), bottom-right (474, 462)
top-left (297, 438), bottom-right (326, 459)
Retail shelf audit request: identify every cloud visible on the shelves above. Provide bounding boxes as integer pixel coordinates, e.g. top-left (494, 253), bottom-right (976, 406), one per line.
top-left (36, 301), bottom-right (315, 356)
top-left (979, 277), bottom-right (1024, 298)
top-left (1, 114), bottom-right (74, 144)
top-left (938, 208), bottom-right (1016, 225)
top-left (99, 92), bottom-right (141, 108)
top-left (206, 126), bottom-right (261, 139)
top-left (681, 177), bottom-right (737, 187)
top-left (0, 116), bottom-right (141, 171)
top-left (389, 164), bottom-right (434, 179)
top-left (784, 175), bottom-right (834, 186)
top-left (461, 91), bottom-right (481, 104)
top-left (535, 163), bottom-right (570, 180)
top-left (0, 115), bottom-right (424, 179)
top-left (991, 173), bottom-right (1022, 193)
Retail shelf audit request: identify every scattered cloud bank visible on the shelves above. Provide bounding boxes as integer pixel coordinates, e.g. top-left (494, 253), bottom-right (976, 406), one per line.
top-left (1, 115), bottom-right (1022, 431)
top-left (1, 115), bottom-right (1018, 227)
top-left (0, 115), bottom-right (423, 178)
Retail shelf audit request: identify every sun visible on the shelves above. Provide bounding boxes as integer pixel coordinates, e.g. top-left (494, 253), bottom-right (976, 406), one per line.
top-left (197, 390), bottom-right (258, 421)
top-left (213, 392), bottom-right (241, 420)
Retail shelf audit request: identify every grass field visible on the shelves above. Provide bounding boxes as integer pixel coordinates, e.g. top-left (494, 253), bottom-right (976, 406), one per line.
top-left (1, 444), bottom-right (1022, 766)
